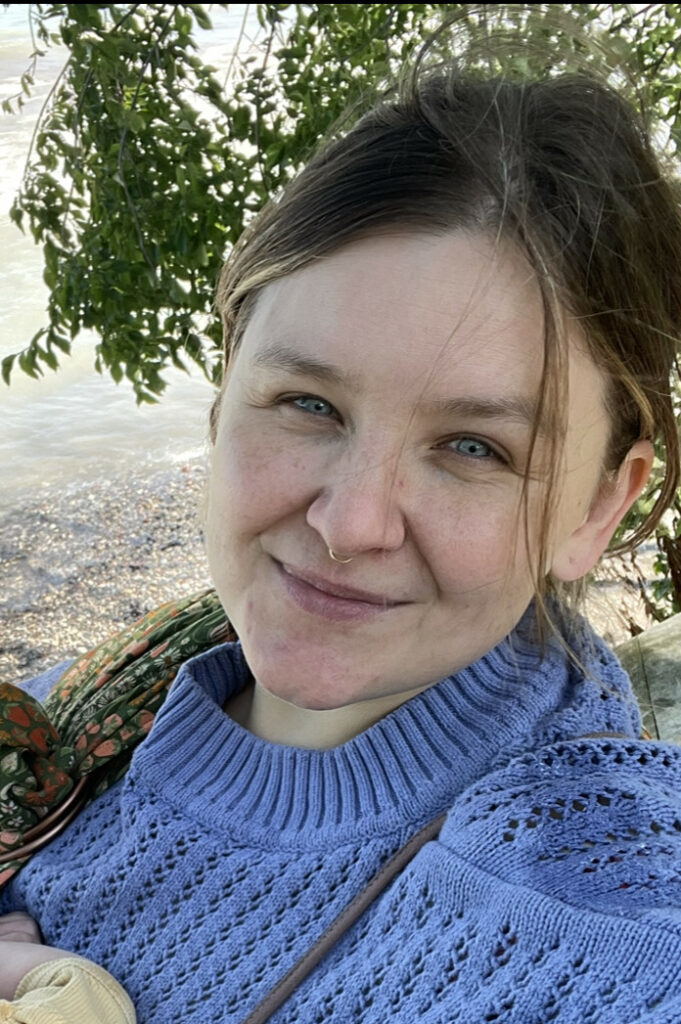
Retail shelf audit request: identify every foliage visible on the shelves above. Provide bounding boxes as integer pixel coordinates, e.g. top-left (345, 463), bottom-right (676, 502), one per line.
top-left (0, 1), bottom-right (637, 400)
top-left (0, 2), bottom-right (457, 398)
top-left (4, 3), bottom-right (681, 622)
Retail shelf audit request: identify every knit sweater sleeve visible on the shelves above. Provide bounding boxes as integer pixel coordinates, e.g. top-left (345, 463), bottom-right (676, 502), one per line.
top-left (440, 736), bottom-right (681, 923)
top-left (419, 736), bottom-right (681, 1022)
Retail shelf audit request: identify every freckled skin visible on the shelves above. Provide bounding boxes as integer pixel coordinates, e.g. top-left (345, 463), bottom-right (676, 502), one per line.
top-left (205, 231), bottom-right (625, 711)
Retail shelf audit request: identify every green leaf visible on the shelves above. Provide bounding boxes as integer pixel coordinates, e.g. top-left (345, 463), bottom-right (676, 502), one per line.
top-left (189, 5), bottom-right (213, 31)
top-left (18, 347), bottom-right (42, 379)
top-left (49, 333), bottom-right (71, 354)
top-left (9, 202), bottom-right (24, 231)
top-left (122, 109), bottom-right (146, 134)
top-left (1, 353), bottom-right (16, 386)
top-left (40, 346), bottom-right (59, 371)
top-left (174, 10), bottom-right (193, 36)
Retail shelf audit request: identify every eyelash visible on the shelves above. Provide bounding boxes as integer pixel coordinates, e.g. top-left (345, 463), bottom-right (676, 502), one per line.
top-left (279, 393), bottom-right (506, 465)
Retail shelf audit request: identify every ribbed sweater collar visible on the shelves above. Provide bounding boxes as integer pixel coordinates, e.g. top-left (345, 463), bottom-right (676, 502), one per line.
top-left (130, 612), bottom-right (640, 849)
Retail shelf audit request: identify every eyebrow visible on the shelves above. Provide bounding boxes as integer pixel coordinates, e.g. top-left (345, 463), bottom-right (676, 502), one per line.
top-left (423, 395), bottom-right (539, 430)
top-left (252, 343), bottom-right (539, 430)
top-left (251, 343), bottom-right (361, 389)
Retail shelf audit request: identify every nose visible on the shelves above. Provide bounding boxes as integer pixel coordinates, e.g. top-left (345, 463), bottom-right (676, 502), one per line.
top-left (306, 452), bottom-right (407, 557)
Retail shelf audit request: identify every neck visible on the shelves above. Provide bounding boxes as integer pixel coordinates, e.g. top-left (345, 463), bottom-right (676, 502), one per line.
top-left (226, 680), bottom-right (429, 749)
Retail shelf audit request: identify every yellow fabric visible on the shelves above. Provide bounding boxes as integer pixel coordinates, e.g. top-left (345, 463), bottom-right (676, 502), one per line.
top-left (0, 957), bottom-right (135, 1024)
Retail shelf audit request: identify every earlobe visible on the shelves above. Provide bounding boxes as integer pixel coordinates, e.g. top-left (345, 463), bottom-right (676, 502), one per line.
top-left (550, 440), bottom-right (654, 582)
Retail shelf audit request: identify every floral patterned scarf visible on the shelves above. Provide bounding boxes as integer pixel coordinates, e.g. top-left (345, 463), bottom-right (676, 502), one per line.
top-left (0, 588), bottom-right (233, 887)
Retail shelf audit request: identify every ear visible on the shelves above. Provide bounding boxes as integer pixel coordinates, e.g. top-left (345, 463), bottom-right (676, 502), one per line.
top-left (550, 440), bottom-right (654, 582)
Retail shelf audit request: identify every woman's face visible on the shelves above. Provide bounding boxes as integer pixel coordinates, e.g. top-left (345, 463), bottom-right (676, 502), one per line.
top-left (205, 231), bottom-right (612, 709)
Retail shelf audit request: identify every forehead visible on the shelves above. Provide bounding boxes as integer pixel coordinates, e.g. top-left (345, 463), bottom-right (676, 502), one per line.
top-left (241, 232), bottom-right (544, 390)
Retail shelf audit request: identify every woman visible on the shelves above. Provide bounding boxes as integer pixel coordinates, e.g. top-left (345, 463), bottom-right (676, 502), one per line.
top-left (2, 36), bottom-right (681, 1024)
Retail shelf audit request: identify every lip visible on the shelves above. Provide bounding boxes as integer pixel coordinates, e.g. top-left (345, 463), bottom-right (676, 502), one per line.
top-left (276, 560), bottom-right (406, 622)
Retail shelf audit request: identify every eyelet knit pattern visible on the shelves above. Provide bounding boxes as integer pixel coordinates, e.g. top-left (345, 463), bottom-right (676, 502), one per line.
top-left (3, 620), bottom-right (681, 1023)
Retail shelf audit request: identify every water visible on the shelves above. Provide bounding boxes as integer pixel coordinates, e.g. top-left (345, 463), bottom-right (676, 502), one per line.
top-left (0, 5), bottom-right (259, 508)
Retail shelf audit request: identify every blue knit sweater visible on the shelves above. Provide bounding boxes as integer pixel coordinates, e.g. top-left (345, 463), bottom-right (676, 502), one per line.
top-left (3, 619), bottom-right (681, 1023)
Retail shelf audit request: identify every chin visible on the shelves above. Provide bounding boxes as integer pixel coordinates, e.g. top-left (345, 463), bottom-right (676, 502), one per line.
top-left (245, 646), bottom-right (376, 710)
top-left (261, 673), bottom-right (370, 711)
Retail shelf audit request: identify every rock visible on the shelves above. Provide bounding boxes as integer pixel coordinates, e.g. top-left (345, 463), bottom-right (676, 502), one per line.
top-left (616, 614), bottom-right (681, 744)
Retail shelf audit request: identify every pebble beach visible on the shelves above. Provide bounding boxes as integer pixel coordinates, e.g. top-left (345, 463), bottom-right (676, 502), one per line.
top-left (0, 461), bottom-right (213, 686)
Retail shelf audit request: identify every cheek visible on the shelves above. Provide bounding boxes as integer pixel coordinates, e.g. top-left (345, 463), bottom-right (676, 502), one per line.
top-left (419, 488), bottom-right (533, 595)
top-left (207, 420), bottom-right (317, 537)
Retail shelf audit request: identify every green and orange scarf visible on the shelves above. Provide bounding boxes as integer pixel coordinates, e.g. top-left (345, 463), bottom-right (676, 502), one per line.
top-left (0, 588), bottom-right (233, 887)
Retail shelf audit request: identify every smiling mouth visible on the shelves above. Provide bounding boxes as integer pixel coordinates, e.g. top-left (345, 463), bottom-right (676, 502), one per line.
top-left (276, 560), bottom-right (405, 620)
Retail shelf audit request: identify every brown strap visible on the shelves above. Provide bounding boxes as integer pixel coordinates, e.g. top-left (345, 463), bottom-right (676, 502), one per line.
top-left (0, 775), bottom-right (93, 865)
top-left (242, 812), bottom-right (447, 1024)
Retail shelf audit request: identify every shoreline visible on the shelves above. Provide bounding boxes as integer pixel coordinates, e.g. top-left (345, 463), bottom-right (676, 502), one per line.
top-left (0, 460), bottom-right (658, 686)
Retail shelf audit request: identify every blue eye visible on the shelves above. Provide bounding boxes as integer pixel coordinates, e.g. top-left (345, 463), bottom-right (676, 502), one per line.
top-left (449, 437), bottom-right (495, 459)
top-left (292, 395), bottom-right (335, 417)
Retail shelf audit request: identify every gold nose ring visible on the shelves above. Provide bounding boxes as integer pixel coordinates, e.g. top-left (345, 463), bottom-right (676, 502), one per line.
top-left (328, 548), bottom-right (355, 564)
